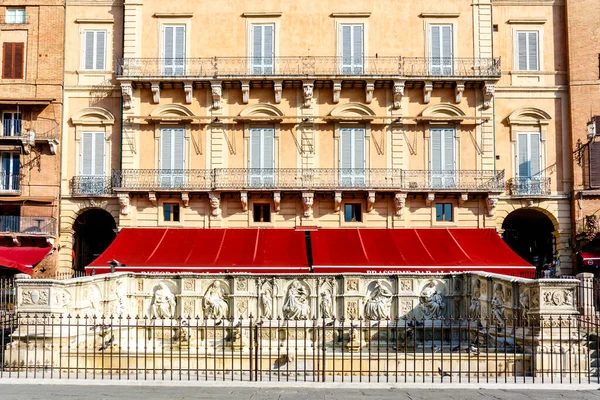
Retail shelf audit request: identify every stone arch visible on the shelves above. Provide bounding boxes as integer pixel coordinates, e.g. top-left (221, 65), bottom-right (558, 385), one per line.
top-left (239, 103), bottom-right (284, 118)
top-left (70, 107), bottom-right (115, 125)
top-left (421, 103), bottom-right (466, 119)
top-left (73, 208), bottom-right (117, 271)
top-left (62, 201), bottom-right (120, 228)
top-left (330, 102), bottom-right (376, 118)
top-left (506, 107), bottom-right (552, 126)
top-left (149, 103), bottom-right (195, 117)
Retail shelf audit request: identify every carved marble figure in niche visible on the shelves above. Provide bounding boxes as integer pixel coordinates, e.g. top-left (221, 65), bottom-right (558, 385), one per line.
top-left (283, 280), bottom-right (310, 319)
top-left (491, 284), bottom-right (505, 326)
top-left (261, 287), bottom-right (273, 319)
top-left (113, 280), bottom-right (126, 316)
top-left (519, 291), bottom-right (530, 322)
top-left (203, 281), bottom-right (229, 320)
top-left (320, 290), bottom-right (333, 319)
top-left (419, 281), bottom-right (446, 319)
top-left (469, 280), bottom-right (481, 319)
top-left (151, 283), bottom-right (176, 319)
top-left (364, 280), bottom-right (393, 320)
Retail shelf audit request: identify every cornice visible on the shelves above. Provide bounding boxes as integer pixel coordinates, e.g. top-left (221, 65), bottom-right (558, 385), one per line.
top-left (75, 18), bottom-right (114, 24)
top-left (419, 12), bottom-right (461, 18)
top-left (153, 12), bottom-right (193, 18)
top-left (242, 12), bottom-right (282, 18)
top-left (507, 18), bottom-right (547, 24)
top-left (330, 12), bottom-right (371, 18)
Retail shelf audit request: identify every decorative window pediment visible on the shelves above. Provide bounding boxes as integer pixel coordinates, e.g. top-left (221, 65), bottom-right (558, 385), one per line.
top-left (327, 102), bottom-right (375, 121)
top-left (506, 107), bottom-right (551, 126)
top-left (237, 104), bottom-right (284, 122)
top-left (419, 103), bottom-right (466, 123)
top-left (71, 107), bottom-right (115, 126)
top-left (148, 104), bottom-right (195, 123)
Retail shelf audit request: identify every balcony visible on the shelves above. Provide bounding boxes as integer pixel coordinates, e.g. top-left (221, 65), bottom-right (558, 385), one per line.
top-left (507, 177), bottom-right (551, 197)
top-left (0, 173), bottom-right (20, 195)
top-left (0, 119), bottom-right (59, 154)
top-left (116, 56), bottom-right (501, 82)
top-left (111, 168), bottom-right (505, 193)
top-left (69, 176), bottom-right (113, 196)
top-left (0, 216), bottom-right (56, 236)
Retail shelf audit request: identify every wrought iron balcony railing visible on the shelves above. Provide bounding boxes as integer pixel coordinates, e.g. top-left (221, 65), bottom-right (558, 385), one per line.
top-left (0, 173), bottom-right (20, 194)
top-left (0, 119), bottom-right (59, 140)
top-left (111, 168), bottom-right (505, 192)
top-left (0, 216), bottom-right (56, 236)
top-left (116, 56), bottom-right (501, 80)
top-left (70, 176), bottom-right (113, 195)
top-left (507, 177), bottom-right (551, 196)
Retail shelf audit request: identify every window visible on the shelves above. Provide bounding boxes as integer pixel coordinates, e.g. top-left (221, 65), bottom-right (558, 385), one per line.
top-left (5, 9), bottom-right (25, 24)
top-left (344, 203), bottom-right (362, 222)
top-left (160, 128), bottom-right (185, 188)
top-left (517, 132), bottom-right (542, 178)
top-left (0, 152), bottom-right (19, 192)
top-left (340, 24), bottom-right (363, 74)
top-left (340, 127), bottom-right (366, 187)
top-left (2, 43), bottom-right (24, 79)
top-left (253, 203), bottom-right (271, 223)
top-left (430, 25), bottom-right (453, 75)
top-left (249, 128), bottom-right (275, 187)
top-left (430, 128), bottom-right (455, 188)
top-left (0, 205), bottom-right (19, 233)
top-left (252, 24), bottom-right (274, 74)
top-left (80, 132), bottom-right (105, 194)
top-left (83, 30), bottom-right (107, 71)
top-left (163, 203), bottom-right (180, 222)
top-left (435, 203), bottom-right (453, 222)
top-left (162, 25), bottom-right (185, 76)
top-left (2, 112), bottom-right (21, 137)
top-left (516, 31), bottom-right (539, 71)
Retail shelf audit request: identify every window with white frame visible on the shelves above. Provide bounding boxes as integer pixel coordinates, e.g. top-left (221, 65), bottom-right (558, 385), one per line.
top-left (517, 132), bottom-right (542, 179)
top-left (249, 128), bottom-right (275, 187)
top-left (80, 131), bottom-right (106, 194)
top-left (160, 128), bottom-right (185, 188)
top-left (252, 24), bottom-right (274, 74)
top-left (340, 127), bottom-right (366, 187)
top-left (5, 9), bottom-right (25, 24)
top-left (2, 112), bottom-right (21, 137)
top-left (340, 24), bottom-right (364, 74)
top-left (83, 30), bottom-right (107, 71)
top-left (0, 152), bottom-right (19, 192)
top-left (430, 128), bottom-right (456, 188)
top-left (516, 31), bottom-right (539, 71)
top-left (162, 25), bottom-right (185, 76)
top-left (429, 25), bottom-right (453, 75)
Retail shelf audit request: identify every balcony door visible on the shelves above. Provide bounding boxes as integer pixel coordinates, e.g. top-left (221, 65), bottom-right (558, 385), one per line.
top-left (1, 152), bottom-right (19, 192)
top-left (517, 132), bottom-right (542, 194)
top-left (430, 128), bottom-right (455, 188)
top-left (249, 128), bottom-right (275, 187)
top-left (252, 24), bottom-right (274, 74)
top-left (341, 24), bottom-right (363, 74)
top-left (2, 112), bottom-right (21, 137)
top-left (162, 25), bottom-right (185, 76)
top-left (81, 131), bottom-right (105, 194)
top-left (160, 128), bottom-right (185, 188)
top-left (430, 25), bottom-right (453, 75)
top-left (340, 128), bottom-right (366, 187)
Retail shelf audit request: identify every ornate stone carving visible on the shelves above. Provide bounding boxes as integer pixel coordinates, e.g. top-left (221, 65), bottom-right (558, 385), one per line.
top-left (400, 280), bottom-right (412, 292)
top-left (302, 192), bottom-right (314, 217)
top-left (236, 300), bottom-right (248, 316)
top-left (483, 82), bottom-right (495, 109)
top-left (273, 192), bottom-right (281, 212)
top-left (455, 81), bottom-right (465, 104)
top-left (486, 195), bottom-right (498, 217)
top-left (151, 82), bottom-right (160, 104)
top-left (260, 286), bottom-right (273, 319)
top-left (543, 290), bottom-right (574, 307)
top-left (469, 279), bottom-right (481, 319)
top-left (273, 80), bottom-right (282, 104)
top-left (118, 193), bottom-right (130, 215)
top-left (183, 300), bottom-right (194, 317)
top-left (211, 81), bottom-right (222, 110)
top-left (283, 280), bottom-right (310, 319)
top-left (491, 283), bottom-right (506, 326)
top-left (112, 280), bottom-right (126, 316)
top-left (367, 191), bottom-right (376, 212)
top-left (418, 281), bottom-right (446, 319)
top-left (425, 192), bottom-right (435, 206)
top-left (365, 80), bottom-right (375, 104)
top-left (423, 81), bottom-right (433, 104)
top-left (334, 191), bottom-right (342, 212)
top-left (236, 279), bottom-right (248, 291)
top-left (319, 289), bottom-right (333, 319)
top-left (148, 192), bottom-right (157, 206)
top-left (208, 192), bottom-right (221, 217)
top-left (302, 81), bottom-right (314, 108)
top-left (346, 279), bottom-right (359, 292)
top-left (137, 279), bottom-right (144, 292)
top-left (332, 80), bottom-right (342, 103)
top-left (346, 301), bottom-right (358, 318)
top-left (394, 192), bottom-right (407, 217)
top-left (364, 280), bottom-right (393, 320)
top-left (184, 82), bottom-right (193, 104)
top-left (240, 191), bottom-right (248, 212)
top-left (121, 82), bottom-right (132, 109)
top-left (53, 289), bottom-right (72, 309)
top-left (400, 300), bottom-right (413, 317)
top-left (184, 280), bottom-right (194, 291)
top-left (151, 283), bottom-right (176, 319)
top-left (393, 80), bottom-right (405, 109)
top-left (519, 290), bottom-right (530, 321)
top-left (459, 193), bottom-right (468, 206)
top-left (240, 81), bottom-right (250, 104)
top-left (21, 289), bottom-right (49, 305)
top-left (203, 281), bottom-right (229, 320)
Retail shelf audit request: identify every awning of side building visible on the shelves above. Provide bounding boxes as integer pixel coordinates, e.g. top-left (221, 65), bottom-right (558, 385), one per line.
top-left (87, 228), bottom-right (310, 274)
top-left (580, 251), bottom-right (600, 268)
top-left (0, 246), bottom-right (53, 275)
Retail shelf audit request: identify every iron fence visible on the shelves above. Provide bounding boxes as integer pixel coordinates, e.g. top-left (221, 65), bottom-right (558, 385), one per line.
top-left (0, 313), bottom-right (596, 383)
top-left (0, 216), bottom-right (56, 236)
top-left (113, 169), bottom-right (213, 191)
top-left (507, 177), bottom-right (552, 196)
top-left (116, 56), bottom-right (501, 80)
top-left (70, 176), bottom-right (113, 195)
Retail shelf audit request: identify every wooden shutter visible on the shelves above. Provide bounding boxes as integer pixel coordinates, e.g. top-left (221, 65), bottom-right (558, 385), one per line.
top-left (529, 133), bottom-right (541, 176)
top-left (173, 129), bottom-right (185, 170)
top-left (517, 133), bottom-right (529, 177)
top-left (441, 26), bottom-right (453, 74)
top-left (2, 43), bottom-right (24, 79)
top-left (353, 128), bottom-right (365, 169)
top-left (517, 32), bottom-right (528, 70)
top-left (160, 129), bottom-right (173, 170)
top-left (93, 132), bottom-right (105, 175)
top-left (249, 128), bottom-right (274, 186)
top-left (590, 142), bottom-right (600, 189)
top-left (253, 25), bottom-right (263, 73)
top-left (352, 25), bottom-right (363, 72)
top-left (253, 25), bottom-right (274, 74)
top-left (431, 129), bottom-right (442, 171)
top-left (517, 32), bottom-right (538, 71)
top-left (340, 128), bottom-right (352, 170)
top-left (443, 129), bottom-right (455, 171)
top-left (81, 132), bottom-right (92, 175)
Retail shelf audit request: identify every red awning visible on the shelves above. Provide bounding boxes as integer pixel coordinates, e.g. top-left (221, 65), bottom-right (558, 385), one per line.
top-left (88, 228), bottom-right (310, 274)
top-left (580, 251), bottom-right (600, 268)
top-left (0, 246), bottom-right (52, 275)
top-left (310, 228), bottom-right (533, 275)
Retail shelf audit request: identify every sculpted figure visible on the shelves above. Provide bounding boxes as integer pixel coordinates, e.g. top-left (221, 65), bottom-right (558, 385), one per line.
top-left (283, 281), bottom-right (310, 319)
top-left (320, 290), bottom-right (333, 319)
top-left (151, 283), bottom-right (176, 319)
top-left (469, 280), bottom-right (481, 319)
top-left (419, 281), bottom-right (446, 319)
top-left (519, 291), bottom-right (529, 321)
top-left (364, 280), bottom-right (393, 320)
top-left (261, 288), bottom-right (273, 319)
top-left (204, 281), bottom-right (229, 320)
top-left (491, 284), bottom-right (505, 326)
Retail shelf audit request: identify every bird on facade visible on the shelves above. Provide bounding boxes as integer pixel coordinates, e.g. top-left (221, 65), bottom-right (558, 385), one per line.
top-left (325, 321), bottom-right (335, 327)
top-left (272, 353), bottom-right (295, 370)
top-left (438, 366), bottom-right (451, 377)
top-left (371, 321), bottom-right (380, 328)
top-left (98, 334), bottom-right (114, 351)
top-left (214, 320), bottom-right (223, 326)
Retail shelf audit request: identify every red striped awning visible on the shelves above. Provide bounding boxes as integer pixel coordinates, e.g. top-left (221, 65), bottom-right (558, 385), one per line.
top-left (0, 246), bottom-right (52, 275)
top-left (580, 251), bottom-right (600, 268)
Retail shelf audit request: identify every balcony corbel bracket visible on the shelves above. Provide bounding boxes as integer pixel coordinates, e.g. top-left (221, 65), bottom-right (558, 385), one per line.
top-left (184, 83), bottom-right (193, 105)
top-left (48, 139), bottom-right (58, 155)
top-left (394, 192), bottom-right (407, 217)
top-left (302, 81), bottom-right (314, 108)
top-left (148, 192), bottom-right (157, 206)
top-left (11, 236), bottom-right (20, 246)
top-left (483, 82), bottom-right (495, 109)
top-left (151, 82), bottom-right (160, 104)
top-left (302, 192), bottom-right (314, 218)
top-left (455, 81), bottom-right (465, 104)
top-left (274, 80), bottom-right (283, 104)
top-left (46, 237), bottom-right (55, 248)
top-left (334, 191), bottom-right (342, 212)
top-left (333, 80), bottom-right (342, 104)
top-left (425, 192), bottom-right (435, 207)
top-left (241, 81), bottom-right (250, 104)
top-left (211, 81), bottom-right (223, 110)
top-left (459, 192), bottom-right (468, 206)
top-left (209, 192), bottom-right (222, 217)
top-left (273, 192), bottom-right (281, 212)
top-left (118, 193), bottom-right (130, 215)
top-left (365, 81), bottom-right (375, 104)
top-left (423, 81), bottom-right (433, 104)
top-left (240, 191), bottom-right (248, 212)
top-left (367, 191), bottom-right (376, 212)
top-left (393, 80), bottom-right (405, 110)
top-left (181, 192), bottom-right (190, 208)
top-left (121, 82), bottom-right (133, 110)
top-left (486, 195), bottom-right (499, 217)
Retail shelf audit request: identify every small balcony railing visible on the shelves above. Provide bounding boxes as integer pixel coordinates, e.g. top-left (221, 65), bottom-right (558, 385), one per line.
top-left (0, 216), bottom-right (56, 236)
top-left (0, 119), bottom-right (59, 140)
top-left (507, 176), bottom-right (551, 196)
top-left (70, 176), bottom-right (113, 195)
top-left (116, 56), bottom-right (501, 80)
top-left (0, 173), bottom-right (20, 194)
top-left (112, 169), bottom-right (213, 191)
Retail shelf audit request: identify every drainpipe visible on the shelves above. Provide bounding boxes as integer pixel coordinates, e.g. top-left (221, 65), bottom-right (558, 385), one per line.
top-left (57, 1), bottom-right (67, 247)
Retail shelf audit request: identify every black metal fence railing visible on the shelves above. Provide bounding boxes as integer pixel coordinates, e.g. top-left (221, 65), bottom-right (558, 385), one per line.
top-left (116, 56), bottom-right (502, 80)
top-left (507, 177), bottom-right (552, 196)
top-left (69, 176), bottom-right (113, 195)
top-left (0, 216), bottom-right (56, 236)
top-left (0, 313), bottom-right (597, 383)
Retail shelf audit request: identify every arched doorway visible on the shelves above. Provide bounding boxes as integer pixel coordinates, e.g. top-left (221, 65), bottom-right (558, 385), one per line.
top-left (73, 209), bottom-right (116, 271)
top-left (502, 208), bottom-right (556, 272)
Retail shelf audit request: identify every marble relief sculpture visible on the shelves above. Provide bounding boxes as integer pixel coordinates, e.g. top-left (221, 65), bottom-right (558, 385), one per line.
top-left (364, 280), bottom-right (393, 320)
top-left (283, 280), bottom-right (310, 319)
top-left (419, 281), bottom-right (446, 319)
top-left (260, 287), bottom-right (273, 319)
top-left (319, 290), bottom-right (333, 319)
top-left (469, 279), bottom-right (482, 319)
top-left (151, 283), bottom-right (176, 319)
top-left (203, 281), bottom-right (229, 319)
top-left (491, 283), bottom-right (506, 326)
